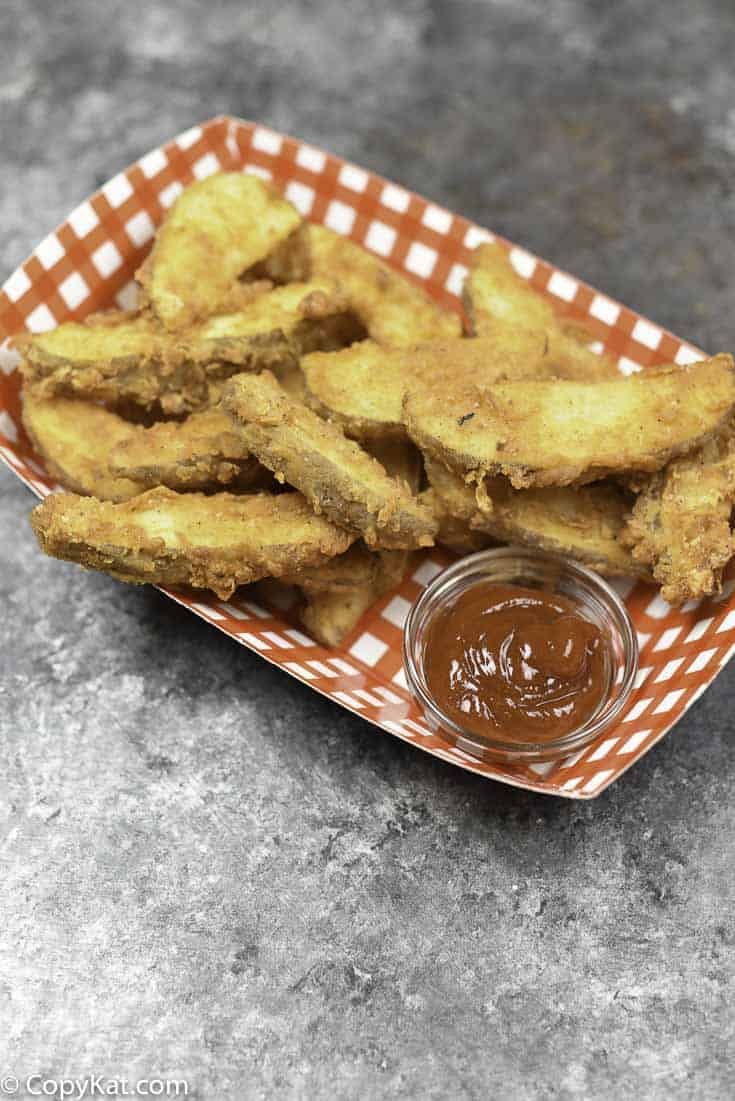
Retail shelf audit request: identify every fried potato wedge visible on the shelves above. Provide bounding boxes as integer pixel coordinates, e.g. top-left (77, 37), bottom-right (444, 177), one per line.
top-left (137, 173), bottom-right (302, 329)
top-left (260, 224), bottom-right (460, 345)
top-left (303, 340), bottom-right (406, 440)
top-left (17, 286), bottom-right (349, 413)
top-left (107, 358), bottom-right (314, 492)
top-left (282, 541), bottom-right (387, 593)
top-left (299, 550), bottom-right (409, 646)
top-left (17, 311), bottom-right (159, 398)
top-left (621, 436), bottom-right (735, 603)
top-left (223, 371), bottom-right (436, 549)
top-left (108, 407), bottom-right (268, 491)
top-left (421, 487), bottom-right (495, 555)
top-left (308, 226), bottom-right (460, 345)
top-left (249, 559), bottom-right (408, 645)
top-left (464, 242), bottom-right (619, 381)
top-left (425, 458), bottom-right (642, 576)
top-left (180, 281), bottom-right (355, 363)
top-left (22, 390), bottom-right (145, 501)
top-left (299, 588), bottom-right (373, 647)
top-left (30, 487), bottom-right (355, 599)
top-left (483, 483), bottom-right (642, 576)
top-left (290, 438), bottom-right (421, 644)
top-left (17, 283), bottom-right (355, 414)
top-left (424, 457), bottom-right (491, 521)
top-left (406, 355), bottom-right (735, 489)
top-left (302, 331), bottom-right (558, 441)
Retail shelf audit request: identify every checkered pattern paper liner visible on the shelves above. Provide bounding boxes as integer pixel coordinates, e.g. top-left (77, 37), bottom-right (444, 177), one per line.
top-left (1, 114), bottom-right (731, 800)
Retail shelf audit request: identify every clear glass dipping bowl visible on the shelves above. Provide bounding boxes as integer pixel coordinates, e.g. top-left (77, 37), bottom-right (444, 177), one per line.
top-left (402, 547), bottom-right (639, 763)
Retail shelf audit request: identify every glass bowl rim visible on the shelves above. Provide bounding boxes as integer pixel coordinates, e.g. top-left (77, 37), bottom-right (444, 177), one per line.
top-left (402, 546), bottom-right (640, 761)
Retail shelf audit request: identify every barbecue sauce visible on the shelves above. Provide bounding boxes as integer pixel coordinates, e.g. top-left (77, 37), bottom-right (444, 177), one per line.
top-left (424, 582), bottom-right (609, 743)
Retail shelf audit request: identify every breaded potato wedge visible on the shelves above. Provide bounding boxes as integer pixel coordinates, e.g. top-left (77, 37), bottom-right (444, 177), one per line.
top-left (291, 438), bottom-right (421, 644)
top-left (30, 488), bottom-right (355, 599)
top-left (299, 550), bottom-right (409, 647)
top-left (464, 243), bottom-right (552, 335)
top-left (483, 483), bottom-right (641, 577)
top-left (108, 407), bottom-right (268, 491)
top-left (179, 282), bottom-right (354, 364)
top-left (259, 224), bottom-right (460, 345)
top-left (308, 226), bottom-right (460, 345)
top-left (17, 284), bottom-right (354, 415)
top-left (421, 487), bottom-right (495, 555)
top-left (137, 173), bottom-right (302, 329)
top-left (302, 341), bottom-right (406, 440)
top-left (108, 359), bottom-right (313, 492)
top-left (249, 552), bottom-right (409, 647)
top-left (208, 279), bottom-right (275, 313)
top-left (302, 331), bottom-right (557, 441)
top-left (282, 541), bottom-right (388, 593)
top-left (17, 311), bottom-right (159, 399)
top-left (424, 457), bottom-right (490, 521)
top-left (22, 390), bottom-right (145, 502)
top-left (425, 458), bottom-right (642, 576)
top-left (406, 355), bottom-right (735, 489)
top-left (464, 242), bottom-right (619, 381)
top-left (300, 588), bottom-right (373, 647)
top-left (223, 371), bottom-right (436, 549)
top-left (621, 436), bottom-right (735, 604)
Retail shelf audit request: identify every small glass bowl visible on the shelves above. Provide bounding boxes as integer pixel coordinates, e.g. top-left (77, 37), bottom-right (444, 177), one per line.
top-left (403, 547), bottom-right (638, 763)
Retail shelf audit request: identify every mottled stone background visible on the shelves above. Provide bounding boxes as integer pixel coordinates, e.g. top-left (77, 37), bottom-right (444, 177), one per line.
top-left (2, 2), bottom-right (735, 1098)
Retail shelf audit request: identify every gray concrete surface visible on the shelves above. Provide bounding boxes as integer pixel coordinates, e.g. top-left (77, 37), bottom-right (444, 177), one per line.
top-left (2, 2), bottom-right (735, 1098)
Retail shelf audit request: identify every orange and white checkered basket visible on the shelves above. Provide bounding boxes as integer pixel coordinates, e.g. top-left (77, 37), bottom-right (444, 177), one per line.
top-left (1, 115), bottom-right (732, 799)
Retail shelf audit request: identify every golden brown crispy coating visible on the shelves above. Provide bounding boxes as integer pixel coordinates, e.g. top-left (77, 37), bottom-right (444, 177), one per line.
top-left (137, 173), bottom-right (302, 329)
top-left (210, 279), bottom-right (275, 312)
top-left (463, 242), bottom-right (619, 381)
top-left (487, 485), bottom-right (641, 576)
top-left (291, 438), bottom-right (421, 644)
top-left (108, 406), bottom-right (268, 491)
top-left (425, 458), bottom-right (644, 576)
top-left (303, 340), bottom-right (405, 440)
top-left (17, 311), bottom-right (159, 401)
top-left (300, 589), bottom-right (373, 646)
top-left (260, 224), bottom-right (460, 345)
top-left (249, 557), bottom-right (408, 648)
top-left (24, 169), bottom-right (735, 618)
top-left (182, 282), bottom-right (354, 360)
top-left (421, 488), bottom-right (495, 555)
top-left (308, 226), bottom-right (461, 345)
top-left (302, 331), bottom-right (559, 442)
top-left (299, 550), bottom-right (409, 646)
top-left (30, 488), bottom-right (355, 599)
top-left (424, 458), bottom-right (491, 521)
top-left (406, 355), bottom-right (735, 490)
top-left (22, 390), bottom-right (145, 501)
top-left (17, 284), bottom-right (353, 415)
top-left (621, 436), bottom-right (735, 603)
top-left (222, 371), bottom-right (436, 549)
top-left (282, 541), bottom-right (387, 592)
top-left (107, 359), bottom-right (313, 493)
top-left (464, 243), bottom-right (552, 335)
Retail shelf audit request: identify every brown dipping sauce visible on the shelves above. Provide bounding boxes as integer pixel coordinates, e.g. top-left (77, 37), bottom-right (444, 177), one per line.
top-left (424, 582), bottom-right (610, 744)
